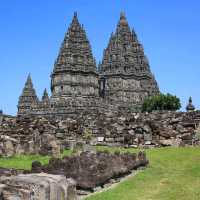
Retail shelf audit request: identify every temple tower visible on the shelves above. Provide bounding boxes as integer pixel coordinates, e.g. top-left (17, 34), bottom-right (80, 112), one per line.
top-left (42, 88), bottom-right (50, 104)
top-left (51, 12), bottom-right (99, 100)
top-left (17, 12), bottom-right (160, 118)
top-left (99, 12), bottom-right (159, 108)
top-left (17, 74), bottom-right (39, 116)
top-left (186, 97), bottom-right (195, 112)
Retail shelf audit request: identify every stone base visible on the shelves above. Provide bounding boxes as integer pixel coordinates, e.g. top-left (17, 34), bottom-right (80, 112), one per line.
top-left (30, 96), bottom-right (117, 120)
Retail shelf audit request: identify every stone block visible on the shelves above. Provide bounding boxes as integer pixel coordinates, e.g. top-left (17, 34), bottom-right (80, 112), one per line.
top-left (105, 137), bottom-right (115, 142)
top-left (97, 137), bottom-right (104, 142)
top-left (114, 137), bottom-right (124, 142)
top-left (0, 173), bottom-right (77, 200)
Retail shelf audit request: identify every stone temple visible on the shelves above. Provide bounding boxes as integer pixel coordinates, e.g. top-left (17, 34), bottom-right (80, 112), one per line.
top-left (17, 12), bottom-right (159, 119)
top-left (99, 12), bottom-right (159, 106)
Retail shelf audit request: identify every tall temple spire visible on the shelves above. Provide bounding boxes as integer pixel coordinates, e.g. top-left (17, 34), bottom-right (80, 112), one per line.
top-left (100, 12), bottom-right (156, 75)
top-left (51, 12), bottom-right (99, 98)
top-left (17, 74), bottom-right (39, 116)
top-left (100, 12), bottom-right (159, 106)
top-left (52, 12), bottom-right (97, 75)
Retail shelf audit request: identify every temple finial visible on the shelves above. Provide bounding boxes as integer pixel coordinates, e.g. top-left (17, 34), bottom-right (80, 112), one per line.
top-left (74, 11), bottom-right (78, 18)
top-left (71, 11), bottom-right (79, 25)
top-left (27, 73), bottom-right (31, 81)
top-left (42, 88), bottom-right (49, 102)
top-left (117, 11), bottom-right (129, 32)
top-left (25, 73), bottom-right (33, 88)
top-left (120, 11), bottom-right (126, 20)
top-left (186, 96), bottom-right (195, 112)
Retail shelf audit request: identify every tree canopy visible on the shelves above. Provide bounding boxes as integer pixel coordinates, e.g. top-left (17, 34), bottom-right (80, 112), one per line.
top-left (142, 93), bottom-right (181, 112)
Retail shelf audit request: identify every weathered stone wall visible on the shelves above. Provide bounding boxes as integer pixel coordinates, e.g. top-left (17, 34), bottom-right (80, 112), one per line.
top-left (77, 110), bottom-right (200, 147)
top-left (51, 73), bottom-right (99, 97)
top-left (104, 76), bottom-right (149, 104)
top-left (31, 97), bottom-right (115, 120)
top-left (0, 115), bottom-right (61, 157)
top-left (0, 111), bottom-right (199, 157)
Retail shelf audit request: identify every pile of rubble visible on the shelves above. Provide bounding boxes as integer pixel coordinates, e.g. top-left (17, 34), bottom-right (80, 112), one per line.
top-left (74, 110), bottom-right (200, 147)
top-left (0, 150), bottom-right (148, 199)
top-left (30, 151), bottom-right (148, 191)
top-left (0, 115), bottom-right (61, 157)
top-left (0, 111), bottom-right (200, 157)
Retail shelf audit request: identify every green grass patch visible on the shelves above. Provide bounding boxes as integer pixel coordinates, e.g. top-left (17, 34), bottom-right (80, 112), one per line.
top-left (0, 147), bottom-right (199, 200)
top-left (0, 149), bottom-right (72, 170)
top-left (86, 146), bottom-right (200, 200)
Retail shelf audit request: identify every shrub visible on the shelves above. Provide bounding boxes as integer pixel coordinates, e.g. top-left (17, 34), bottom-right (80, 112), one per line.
top-left (142, 93), bottom-right (181, 112)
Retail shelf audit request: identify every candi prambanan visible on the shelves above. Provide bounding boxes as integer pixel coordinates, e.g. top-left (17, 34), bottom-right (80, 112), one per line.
top-left (17, 12), bottom-right (159, 119)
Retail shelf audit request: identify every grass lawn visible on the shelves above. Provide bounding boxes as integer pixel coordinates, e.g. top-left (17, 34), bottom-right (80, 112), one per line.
top-left (0, 149), bottom-right (72, 170)
top-left (86, 147), bottom-right (200, 200)
top-left (0, 147), bottom-right (199, 200)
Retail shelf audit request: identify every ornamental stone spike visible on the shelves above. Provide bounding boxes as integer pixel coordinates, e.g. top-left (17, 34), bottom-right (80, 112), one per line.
top-left (42, 88), bottom-right (49, 102)
top-left (25, 73), bottom-right (33, 88)
top-left (116, 11), bottom-right (131, 35)
top-left (17, 74), bottom-right (39, 116)
top-left (120, 11), bottom-right (126, 19)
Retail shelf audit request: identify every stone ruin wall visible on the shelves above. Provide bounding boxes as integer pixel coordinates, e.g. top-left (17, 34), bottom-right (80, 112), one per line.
top-left (0, 110), bottom-right (199, 199)
top-left (0, 111), bottom-right (200, 158)
top-left (30, 97), bottom-right (115, 120)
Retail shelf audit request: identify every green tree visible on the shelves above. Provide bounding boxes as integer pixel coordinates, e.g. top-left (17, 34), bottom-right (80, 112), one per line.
top-left (142, 93), bottom-right (181, 112)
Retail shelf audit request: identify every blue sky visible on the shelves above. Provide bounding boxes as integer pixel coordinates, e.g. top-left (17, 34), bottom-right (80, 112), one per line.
top-left (0, 0), bottom-right (200, 115)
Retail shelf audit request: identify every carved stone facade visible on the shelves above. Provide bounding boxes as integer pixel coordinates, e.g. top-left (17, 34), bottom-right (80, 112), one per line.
top-left (17, 12), bottom-right (159, 118)
top-left (51, 12), bottom-right (99, 99)
top-left (99, 12), bottom-right (159, 107)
